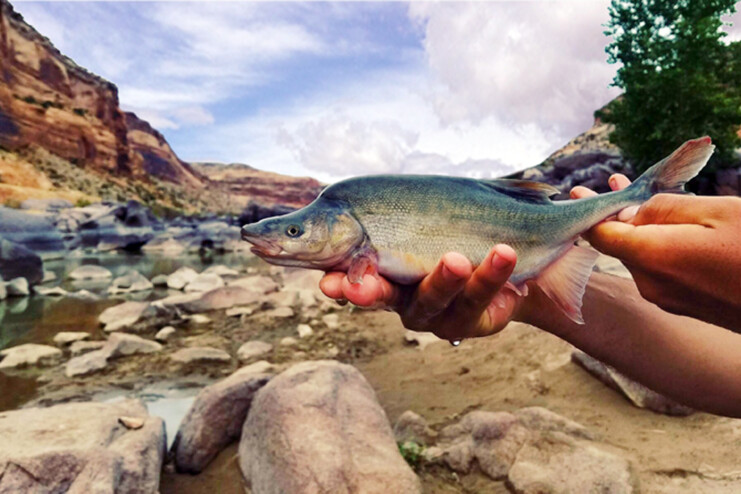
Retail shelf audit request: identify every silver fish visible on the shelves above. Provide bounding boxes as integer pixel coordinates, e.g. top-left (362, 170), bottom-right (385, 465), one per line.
top-left (241, 137), bottom-right (714, 323)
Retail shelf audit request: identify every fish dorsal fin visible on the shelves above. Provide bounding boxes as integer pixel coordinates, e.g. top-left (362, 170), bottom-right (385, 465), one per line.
top-left (479, 179), bottom-right (559, 204)
top-left (536, 245), bottom-right (599, 324)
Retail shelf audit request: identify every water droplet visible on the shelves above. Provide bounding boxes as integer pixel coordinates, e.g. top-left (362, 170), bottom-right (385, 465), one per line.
top-left (450, 339), bottom-right (462, 347)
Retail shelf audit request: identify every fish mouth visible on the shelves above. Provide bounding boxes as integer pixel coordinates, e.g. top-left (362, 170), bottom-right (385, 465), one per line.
top-left (240, 229), bottom-right (283, 257)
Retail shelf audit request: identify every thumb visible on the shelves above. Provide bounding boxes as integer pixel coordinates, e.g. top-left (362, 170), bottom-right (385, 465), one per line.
top-left (584, 220), bottom-right (646, 266)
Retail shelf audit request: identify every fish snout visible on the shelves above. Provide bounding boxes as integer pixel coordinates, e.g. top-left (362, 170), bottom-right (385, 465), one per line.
top-left (240, 224), bottom-right (283, 256)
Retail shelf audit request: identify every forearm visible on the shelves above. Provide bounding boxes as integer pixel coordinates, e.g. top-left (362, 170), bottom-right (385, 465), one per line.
top-left (519, 273), bottom-right (741, 417)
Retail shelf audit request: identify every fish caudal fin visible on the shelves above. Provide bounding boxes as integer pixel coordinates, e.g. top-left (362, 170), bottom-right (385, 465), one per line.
top-left (536, 245), bottom-right (599, 324)
top-left (632, 136), bottom-right (715, 196)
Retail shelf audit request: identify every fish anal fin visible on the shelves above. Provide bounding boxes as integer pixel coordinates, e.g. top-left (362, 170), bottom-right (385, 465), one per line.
top-left (479, 179), bottom-right (560, 204)
top-left (536, 246), bottom-right (599, 324)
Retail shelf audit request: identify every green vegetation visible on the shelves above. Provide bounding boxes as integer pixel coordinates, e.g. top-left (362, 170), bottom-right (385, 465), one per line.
top-left (3, 198), bottom-right (22, 209)
top-left (74, 198), bottom-right (91, 208)
top-left (598, 0), bottom-right (741, 178)
top-left (398, 441), bottom-right (425, 468)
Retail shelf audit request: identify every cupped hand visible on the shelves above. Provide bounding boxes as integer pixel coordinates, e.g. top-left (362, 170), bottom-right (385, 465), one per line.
top-left (319, 245), bottom-right (525, 341)
top-left (572, 174), bottom-right (741, 331)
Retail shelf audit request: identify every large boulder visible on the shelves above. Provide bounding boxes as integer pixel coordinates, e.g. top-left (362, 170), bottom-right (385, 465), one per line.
top-left (98, 301), bottom-right (155, 332)
top-left (79, 201), bottom-right (159, 251)
top-left (0, 206), bottom-right (66, 257)
top-left (5, 277), bottom-right (29, 297)
top-left (0, 400), bottom-right (165, 493)
top-left (172, 361), bottom-right (273, 473)
top-left (0, 239), bottom-right (43, 285)
top-left (239, 360), bottom-right (421, 494)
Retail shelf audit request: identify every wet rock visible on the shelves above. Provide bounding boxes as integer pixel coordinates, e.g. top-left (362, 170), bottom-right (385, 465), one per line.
top-left (228, 275), bottom-right (279, 295)
top-left (154, 326), bottom-right (176, 342)
top-left (404, 330), bottom-right (442, 350)
top-left (69, 340), bottom-right (106, 356)
top-left (34, 285), bottom-right (68, 297)
top-left (393, 410), bottom-right (437, 446)
top-left (237, 341), bottom-right (273, 362)
top-left (5, 277), bottom-right (29, 296)
top-left (167, 266), bottom-right (198, 290)
top-left (226, 306), bottom-right (253, 317)
top-left (68, 265), bottom-right (113, 280)
top-left (572, 351), bottom-right (694, 416)
top-left (53, 331), bottom-right (90, 346)
top-left (0, 238), bottom-right (43, 285)
top-left (151, 274), bottom-right (169, 287)
top-left (105, 333), bottom-right (162, 358)
top-left (172, 361), bottom-right (273, 473)
top-left (296, 324), bottom-right (313, 339)
top-left (0, 399), bottom-right (165, 493)
top-left (202, 265), bottom-right (239, 277)
top-left (507, 432), bottom-right (636, 494)
top-left (239, 360), bottom-right (421, 494)
top-left (108, 269), bottom-right (153, 295)
top-left (171, 347), bottom-right (231, 364)
top-left (185, 273), bottom-right (225, 293)
top-left (0, 343), bottom-right (62, 370)
top-left (322, 313), bottom-right (340, 330)
top-left (99, 301), bottom-right (155, 332)
top-left (66, 349), bottom-right (109, 377)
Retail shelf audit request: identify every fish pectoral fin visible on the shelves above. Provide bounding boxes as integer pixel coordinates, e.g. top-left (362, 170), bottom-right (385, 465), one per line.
top-left (347, 248), bottom-right (379, 285)
top-left (535, 245), bottom-right (599, 324)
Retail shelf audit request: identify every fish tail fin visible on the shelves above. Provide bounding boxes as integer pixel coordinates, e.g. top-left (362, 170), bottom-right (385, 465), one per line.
top-left (630, 136), bottom-right (715, 198)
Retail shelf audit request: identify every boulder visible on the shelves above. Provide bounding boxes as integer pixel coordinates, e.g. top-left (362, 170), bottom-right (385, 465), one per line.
top-left (0, 343), bottom-right (62, 370)
top-left (5, 277), bottom-right (29, 297)
top-left (81, 201), bottom-right (158, 251)
top-left (170, 347), bottom-right (231, 364)
top-left (0, 239), bottom-right (43, 285)
top-left (98, 301), bottom-right (154, 332)
top-left (108, 270), bottom-right (153, 294)
top-left (239, 360), bottom-right (421, 494)
top-left (171, 361), bottom-right (273, 473)
top-left (65, 349), bottom-right (109, 377)
top-left (167, 266), bottom-right (199, 290)
top-left (572, 351), bottom-right (694, 416)
top-left (237, 341), bottom-right (273, 362)
top-left (68, 265), bottom-right (113, 280)
top-left (184, 273), bottom-right (225, 293)
top-left (105, 333), bottom-right (163, 358)
top-left (53, 331), bottom-right (90, 346)
top-left (0, 400), bottom-right (165, 493)
top-left (154, 326), bottom-right (176, 342)
top-left (69, 340), bottom-right (106, 356)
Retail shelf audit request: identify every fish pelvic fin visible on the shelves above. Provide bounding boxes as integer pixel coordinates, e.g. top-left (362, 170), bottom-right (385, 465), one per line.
top-left (632, 136), bottom-right (715, 196)
top-left (535, 245), bottom-right (599, 325)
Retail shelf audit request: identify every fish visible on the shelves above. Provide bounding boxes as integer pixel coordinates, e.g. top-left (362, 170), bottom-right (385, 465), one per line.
top-left (241, 137), bottom-right (714, 323)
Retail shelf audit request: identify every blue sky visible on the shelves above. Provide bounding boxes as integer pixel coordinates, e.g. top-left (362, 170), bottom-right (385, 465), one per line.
top-left (12, 1), bottom-right (741, 183)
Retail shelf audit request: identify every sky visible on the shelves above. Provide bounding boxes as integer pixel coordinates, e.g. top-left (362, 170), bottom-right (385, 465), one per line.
top-left (11, 1), bottom-right (741, 183)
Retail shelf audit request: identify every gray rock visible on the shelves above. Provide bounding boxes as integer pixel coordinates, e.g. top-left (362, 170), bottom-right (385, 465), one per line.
top-left (572, 350), bottom-right (694, 416)
top-left (69, 340), bottom-right (106, 356)
top-left (151, 274), bottom-right (169, 287)
top-left (0, 399), bottom-right (165, 493)
top-left (53, 331), bottom-right (90, 346)
top-left (108, 270), bottom-right (154, 295)
top-left (105, 333), bottom-right (162, 359)
top-left (5, 277), bottom-right (28, 297)
top-left (154, 326), bottom-right (176, 342)
top-left (239, 360), bottom-right (421, 494)
top-left (393, 410), bottom-right (437, 446)
top-left (66, 349), bottom-right (109, 377)
top-left (170, 347), bottom-right (231, 364)
top-left (167, 266), bottom-right (199, 290)
top-left (98, 301), bottom-right (153, 332)
top-left (0, 238), bottom-right (43, 285)
top-left (237, 341), bottom-right (273, 361)
top-left (185, 273), bottom-right (225, 293)
top-left (0, 343), bottom-right (62, 370)
top-left (34, 285), bottom-right (68, 297)
top-left (68, 265), bottom-right (113, 280)
top-left (172, 361), bottom-right (273, 473)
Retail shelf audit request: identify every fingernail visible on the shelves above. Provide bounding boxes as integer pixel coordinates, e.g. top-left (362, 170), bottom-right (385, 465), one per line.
top-left (441, 265), bottom-right (459, 282)
top-left (491, 253), bottom-right (510, 270)
top-left (618, 205), bottom-right (639, 222)
top-left (609, 176), bottom-right (617, 188)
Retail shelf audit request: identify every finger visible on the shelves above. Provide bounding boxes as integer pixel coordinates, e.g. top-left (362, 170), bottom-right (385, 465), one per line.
top-left (454, 244), bottom-right (517, 316)
top-left (340, 274), bottom-right (385, 306)
top-left (319, 272), bottom-right (345, 299)
top-left (570, 186), bottom-right (597, 200)
top-left (630, 194), bottom-right (721, 227)
top-left (404, 252), bottom-right (472, 324)
top-left (608, 174), bottom-right (632, 191)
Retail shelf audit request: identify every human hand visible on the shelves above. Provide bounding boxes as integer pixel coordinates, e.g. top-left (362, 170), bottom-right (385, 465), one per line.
top-left (318, 245), bottom-right (525, 341)
top-left (571, 175), bottom-right (741, 331)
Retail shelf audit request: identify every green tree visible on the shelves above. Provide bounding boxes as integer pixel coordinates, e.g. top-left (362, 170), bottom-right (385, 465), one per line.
top-left (598, 0), bottom-right (741, 178)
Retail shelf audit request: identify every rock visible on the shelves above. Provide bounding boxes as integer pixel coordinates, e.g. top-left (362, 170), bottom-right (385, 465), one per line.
top-left (0, 277), bottom-right (5, 301)
top-left (105, 333), bottom-right (163, 359)
top-left (20, 197), bottom-right (73, 211)
top-left (142, 236), bottom-right (186, 255)
top-left (0, 238), bottom-right (43, 285)
top-left (281, 269), bottom-right (323, 292)
top-left (322, 313), bottom-right (340, 330)
top-left (239, 360), bottom-right (421, 494)
top-left (572, 350), bottom-right (694, 416)
top-left (0, 207), bottom-right (66, 257)
top-left (404, 330), bottom-right (443, 350)
top-left (226, 306), bottom-right (253, 317)
top-left (202, 265), bottom-right (239, 277)
top-left (393, 410), bottom-right (437, 446)
top-left (81, 201), bottom-right (158, 252)
top-left (296, 324), bottom-right (313, 339)
top-left (150, 274), bottom-right (169, 286)
top-left (187, 314), bottom-right (211, 324)
top-left (154, 326), bottom-right (176, 342)
top-left (70, 289), bottom-right (99, 301)
top-left (172, 361), bottom-right (273, 473)
top-left (171, 347), bottom-right (231, 364)
top-left (0, 400), bottom-right (165, 493)
top-left (53, 331), bottom-right (90, 346)
top-left (119, 416), bottom-right (145, 430)
top-left (296, 289), bottom-right (318, 308)
top-left (262, 289), bottom-right (299, 309)
top-left (514, 406), bottom-right (595, 441)
top-left (5, 277), bottom-right (29, 296)
top-left (507, 432), bottom-right (636, 494)
top-left (184, 273), bottom-right (225, 293)
top-left (228, 275), bottom-right (279, 294)
top-left (41, 270), bottom-right (57, 283)
top-left (68, 265), bottom-right (113, 280)
top-left (265, 307), bottom-right (294, 319)
top-left (65, 349), bottom-right (109, 377)
top-left (0, 343), bottom-right (62, 369)
top-left (69, 340), bottom-right (106, 356)
top-left (98, 301), bottom-right (153, 332)
top-left (167, 266), bottom-right (199, 290)
top-left (180, 286), bottom-right (260, 313)
top-left (280, 337), bottom-right (297, 346)
top-left (34, 285), bottom-right (68, 296)
top-left (237, 341), bottom-right (273, 361)
top-left (108, 269), bottom-right (153, 294)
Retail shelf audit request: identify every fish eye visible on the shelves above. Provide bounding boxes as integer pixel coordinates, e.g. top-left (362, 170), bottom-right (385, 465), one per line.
top-left (285, 224), bottom-right (302, 237)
